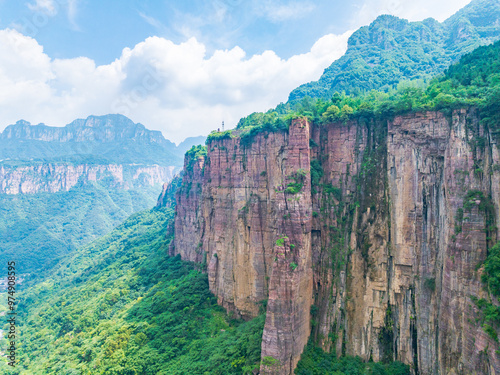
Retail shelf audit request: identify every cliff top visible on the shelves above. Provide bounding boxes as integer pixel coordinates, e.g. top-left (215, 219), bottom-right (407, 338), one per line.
top-left (210, 39), bottom-right (500, 145)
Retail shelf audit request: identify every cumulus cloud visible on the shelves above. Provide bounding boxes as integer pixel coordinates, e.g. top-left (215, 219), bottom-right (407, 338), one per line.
top-left (354, 0), bottom-right (473, 26)
top-left (0, 28), bottom-right (351, 143)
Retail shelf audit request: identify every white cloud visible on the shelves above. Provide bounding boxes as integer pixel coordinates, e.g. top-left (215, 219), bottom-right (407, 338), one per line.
top-left (67, 0), bottom-right (80, 30)
top-left (25, 0), bottom-right (80, 29)
top-left (0, 28), bottom-right (351, 143)
top-left (255, 1), bottom-right (316, 22)
top-left (354, 0), bottom-right (473, 26)
top-left (27, 0), bottom-right (57, 16)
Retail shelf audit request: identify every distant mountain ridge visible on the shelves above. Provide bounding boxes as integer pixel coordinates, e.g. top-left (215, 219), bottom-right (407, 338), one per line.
top-left (289, 0), bottom-right (500, 102)
top-left (0, 114), bottom-right (206, 273)
top-left (0, 114), bottom-right (206, 166)
top-left (1, 115), bottom-right (171, 144)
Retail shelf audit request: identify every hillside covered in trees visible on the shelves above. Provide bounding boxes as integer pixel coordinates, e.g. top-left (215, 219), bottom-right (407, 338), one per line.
top-left (288, 0), bottom-right (500, 102)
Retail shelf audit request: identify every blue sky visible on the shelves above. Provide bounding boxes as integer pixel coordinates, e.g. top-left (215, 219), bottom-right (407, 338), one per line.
top-left (0, 0), bottom-right (472, 142)
top-left (0, 0), bottom-right (359, 64)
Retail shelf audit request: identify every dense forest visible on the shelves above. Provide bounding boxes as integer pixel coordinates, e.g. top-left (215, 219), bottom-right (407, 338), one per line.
top-left (288, 0), bottom-right (500, 101)
top-left (1, 207), bottom-right (265, 374)
top-left (1, 202), bottom-right (409, 374)
top-left (0, 182), bottom-right (161, 272)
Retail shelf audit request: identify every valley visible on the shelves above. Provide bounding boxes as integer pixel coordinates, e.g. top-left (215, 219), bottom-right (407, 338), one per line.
top-left (1, 0), bottom-right (500, 374)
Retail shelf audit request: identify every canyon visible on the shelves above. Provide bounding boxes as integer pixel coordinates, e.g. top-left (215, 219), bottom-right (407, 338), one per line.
top-left (168, 110), bottom-right (500, 374)
top-left (0, 114), bottom-right (198, 273)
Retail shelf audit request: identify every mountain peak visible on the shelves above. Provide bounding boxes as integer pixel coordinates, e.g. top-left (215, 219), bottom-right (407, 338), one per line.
top-left (288, 0), bottom-right (500, 102)
top-left (15, 119), bottom-right (31, 126)
top-left (68, 114), bottom-right (140, 130)
top-left (369, 14), bottom-right (409, 28)
top-left (1, 114), bottom-right (169, 146)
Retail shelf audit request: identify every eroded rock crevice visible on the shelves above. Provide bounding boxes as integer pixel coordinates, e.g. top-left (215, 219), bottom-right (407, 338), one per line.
top-left (170, 110), bottom-right (500, 374)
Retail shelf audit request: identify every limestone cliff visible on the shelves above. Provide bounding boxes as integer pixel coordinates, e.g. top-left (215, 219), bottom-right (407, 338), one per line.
top-left (169, 111), bottom-right (500, 374)
top-left (0, 163), bottom-right (176, 194)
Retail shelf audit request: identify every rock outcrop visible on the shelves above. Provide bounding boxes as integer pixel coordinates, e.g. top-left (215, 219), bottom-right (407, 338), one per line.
top-left (0, 163), bottom-right (176, 194)
top-left (169, 111), bottom-right (500, 374)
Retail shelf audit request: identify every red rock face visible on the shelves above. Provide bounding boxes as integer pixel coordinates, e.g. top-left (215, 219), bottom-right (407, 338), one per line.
top-left (170, 111), bottom-right (500, 374)
top-left (259, 119), bottom-right (313, 374)
top-left (172, 119), bottom-right (314, 373)
top-left (0, 164), bottom-right (176, 194)
top-left (386, 110), bottom-right (499, 374)
top-left (170, 155), bottom-right (205, 263)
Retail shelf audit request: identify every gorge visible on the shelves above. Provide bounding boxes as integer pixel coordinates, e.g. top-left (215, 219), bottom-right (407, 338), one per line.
top-left (4, 0), bottom-right (500, 373)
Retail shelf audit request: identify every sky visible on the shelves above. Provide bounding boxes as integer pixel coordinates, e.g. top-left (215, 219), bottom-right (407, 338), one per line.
top-left (0, 0), bottom-right (472, 143)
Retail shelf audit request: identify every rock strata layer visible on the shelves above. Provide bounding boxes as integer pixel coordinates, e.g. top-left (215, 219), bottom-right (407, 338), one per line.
top-left (169, 112), bottom-right (500, 374)
top-left (0, 164), bottom-right (176, 194)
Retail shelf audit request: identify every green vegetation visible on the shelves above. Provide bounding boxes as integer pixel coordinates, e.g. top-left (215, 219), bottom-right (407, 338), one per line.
top-left (473, 238), bottom-right (500, 342)
top-left (0, 181), bottom-right (161, 273)
top-left (223, 39), bottom-right (500, 148)
top-left (462, 190), bottom-right (497, 244)
top-left (323, 184), bottom-right (342, 202)
top-left (262, 356), bottom-right (281, 372)
top-left (233, 111), bottom-right (296, 146)
top-left (310, 160), bottom-right (324, 189)
top-left (473, 296), bottom-right (500, 341)
top-left (285, 169), bottom-right (308, 195)
top-left (481, 242), bottom-right (500, 298)
top-left (206, 129), bottom-right (234, 142)
top-left (276, 236), bottom-right (288, 247)
top-left (289, 1), bottom-right (500, 102)
top-left (184, 145), bottom-right (208, 172)
top-left (1, 207), bottom-right (265, 374)
top-left (295, 342), bottom-right (410, 374)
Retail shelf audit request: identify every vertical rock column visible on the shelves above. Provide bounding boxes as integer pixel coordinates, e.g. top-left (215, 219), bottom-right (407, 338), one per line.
top-left (386, 112), bottom-right (450, 372)
top-left (260, 118), bottom-right (314, 375)
top-left (171, 154), bottom-right (206, 263)
top-left (437, 110), bottom-right (500, 374)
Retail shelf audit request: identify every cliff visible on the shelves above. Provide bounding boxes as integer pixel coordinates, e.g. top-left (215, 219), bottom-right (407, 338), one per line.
top-left (0, 114), bottom-right (206, 166)
top-left (169, 111), bottom-right (500, 374)
top-left (0, 163), bottom-right (176, 194)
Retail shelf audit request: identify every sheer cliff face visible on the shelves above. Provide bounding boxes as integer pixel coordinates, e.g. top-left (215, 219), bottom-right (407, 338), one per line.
top-left (171, 112), bottom-right (500, 374)
top-left (0, 164), bottom-right (176, 194)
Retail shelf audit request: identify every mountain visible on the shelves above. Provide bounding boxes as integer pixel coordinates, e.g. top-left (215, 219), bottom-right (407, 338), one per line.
top-left (167, 39), bottom-right (500, 374)
top-left (5, 180), bottom-right (408, 374)
top-left (1, 114), bottom-right (182, 166)
top-left (288, 0), bottom-right (500, 102)
top-left (176, 135), bottom-right (209, 156)
top-left (4, 1), bottom-right (500, 374)
top-left (0, 114), bottom-right (206, 273)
